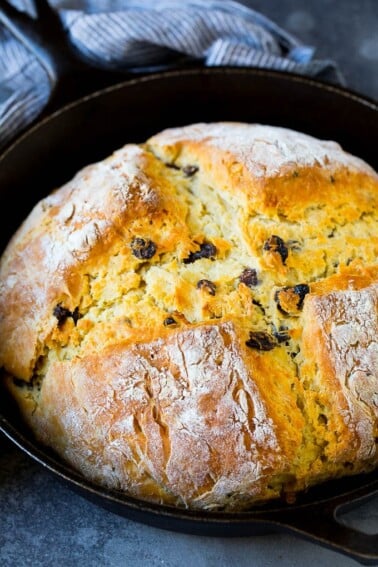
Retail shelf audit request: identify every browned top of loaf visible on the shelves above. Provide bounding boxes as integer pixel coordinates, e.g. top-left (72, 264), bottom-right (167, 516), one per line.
top-left (149, 122), bottom-right (377, 220)
top-left (1, 123), bottom-right (376, 380)
top-left (0, 122), bottom-right (377, 510)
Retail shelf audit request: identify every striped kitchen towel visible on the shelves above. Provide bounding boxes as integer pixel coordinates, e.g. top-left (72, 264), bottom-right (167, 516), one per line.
top-left (0, 0), bottom-right (343, 148)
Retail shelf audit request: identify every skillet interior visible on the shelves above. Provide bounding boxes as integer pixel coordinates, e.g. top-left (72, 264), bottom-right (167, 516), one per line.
top-left (0, 67), bottom-right (377, 530)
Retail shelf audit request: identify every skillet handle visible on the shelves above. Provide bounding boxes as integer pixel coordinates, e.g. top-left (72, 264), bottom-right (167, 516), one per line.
top-left (271, 493), bottom-right (378, 565)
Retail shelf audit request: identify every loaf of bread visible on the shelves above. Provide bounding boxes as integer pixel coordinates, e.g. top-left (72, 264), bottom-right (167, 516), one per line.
top-left (0, 122), bottom-right (377, 510)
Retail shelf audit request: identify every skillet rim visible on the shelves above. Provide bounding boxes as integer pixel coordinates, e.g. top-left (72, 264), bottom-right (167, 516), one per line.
top-left (0, 66), bottom-right (377, 161)
top-left (0, 65), bottom-right (377, 525)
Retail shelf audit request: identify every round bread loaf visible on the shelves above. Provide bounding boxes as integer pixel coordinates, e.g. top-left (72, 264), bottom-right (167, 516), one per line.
top-left (0, 122), bottom-right (377, 510)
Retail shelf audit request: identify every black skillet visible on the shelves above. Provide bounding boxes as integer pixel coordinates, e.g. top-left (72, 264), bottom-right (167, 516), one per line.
top-left (0, 1), bottom-right (377, 564)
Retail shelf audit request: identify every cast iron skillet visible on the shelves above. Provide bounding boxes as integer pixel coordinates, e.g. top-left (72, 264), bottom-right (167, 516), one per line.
top-left (0, 1), bottom-right (377, 564)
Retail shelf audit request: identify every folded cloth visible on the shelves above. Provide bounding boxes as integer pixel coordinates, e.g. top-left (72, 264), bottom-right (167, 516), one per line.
top-left (0, 0), bottom-right (344, 149)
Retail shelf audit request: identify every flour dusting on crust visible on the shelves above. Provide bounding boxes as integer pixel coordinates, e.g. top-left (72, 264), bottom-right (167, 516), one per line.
top-left (1, 122), bottom-right (377, 510)
top-left (150, 122), bottom-right (376, 178)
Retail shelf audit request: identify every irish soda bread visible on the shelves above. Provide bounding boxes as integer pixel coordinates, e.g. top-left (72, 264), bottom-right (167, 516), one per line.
top-left (0, 122), bottom-right (377, 510)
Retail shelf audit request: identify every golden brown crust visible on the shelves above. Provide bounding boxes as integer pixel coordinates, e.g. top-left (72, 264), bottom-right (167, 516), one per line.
top-left (148, 122), bottom-right (378, 221)
top-left (14, 322), bottom-right (295, 509)
top-left (0, 144), bottom-right (192, 379)
top-left (1, 122), bottom-right (377, 510)
top-left (301, 284), bottom-right (378, 461)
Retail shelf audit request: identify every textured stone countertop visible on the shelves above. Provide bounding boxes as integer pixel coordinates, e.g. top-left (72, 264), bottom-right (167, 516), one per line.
top-left (1, 1), bottom-right (377, 566)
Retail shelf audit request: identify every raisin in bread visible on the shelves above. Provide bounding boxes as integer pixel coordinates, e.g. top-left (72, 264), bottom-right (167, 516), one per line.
top-left (0, 123), bottom-right (377, 511)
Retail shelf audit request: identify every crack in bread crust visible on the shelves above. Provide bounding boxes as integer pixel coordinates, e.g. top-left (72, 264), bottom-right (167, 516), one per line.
top-left (1, 122), bottom-right (377, 510)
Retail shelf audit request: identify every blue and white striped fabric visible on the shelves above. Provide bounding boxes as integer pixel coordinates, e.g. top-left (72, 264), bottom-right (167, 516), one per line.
top-left (0, 0), bottom-right (343, 149)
